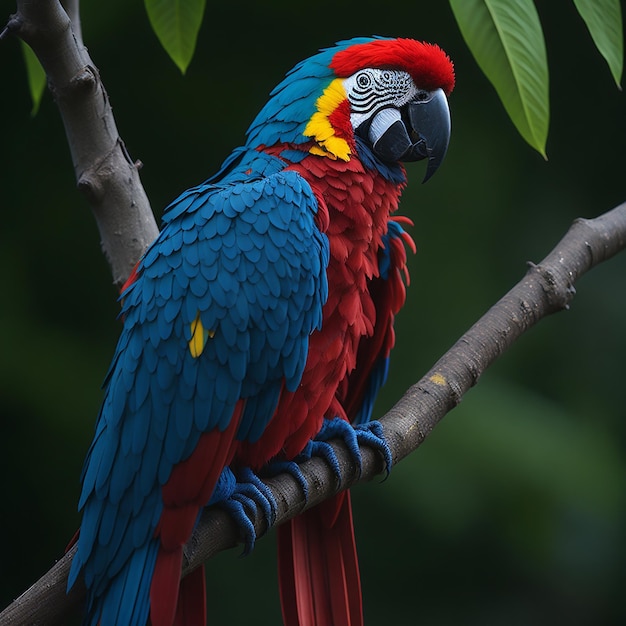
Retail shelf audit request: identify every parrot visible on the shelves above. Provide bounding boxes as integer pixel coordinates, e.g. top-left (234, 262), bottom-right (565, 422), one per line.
top-left (67, 36), bottom-right (454, 626)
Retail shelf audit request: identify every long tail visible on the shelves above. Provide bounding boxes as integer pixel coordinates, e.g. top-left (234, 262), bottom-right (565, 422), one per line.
top-left (277, 491), bottom-right (363, 626)
top-left (172, 566), bottom-right (207, 626)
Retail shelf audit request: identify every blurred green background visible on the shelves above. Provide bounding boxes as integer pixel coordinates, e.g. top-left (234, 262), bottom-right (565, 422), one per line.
top-left (1, 1), bottom-right (625, 623)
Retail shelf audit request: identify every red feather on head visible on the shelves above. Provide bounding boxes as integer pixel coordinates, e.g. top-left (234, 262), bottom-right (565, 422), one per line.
top-left (330, 37), bottom-right (455, 95)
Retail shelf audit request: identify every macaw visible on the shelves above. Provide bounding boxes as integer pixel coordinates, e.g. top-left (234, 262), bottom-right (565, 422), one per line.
top-left (67, 36), bottom-right (454, 626)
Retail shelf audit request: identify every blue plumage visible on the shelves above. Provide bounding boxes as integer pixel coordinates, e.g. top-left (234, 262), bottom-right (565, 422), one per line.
top-left (69, 165), bottom-right (330, 625)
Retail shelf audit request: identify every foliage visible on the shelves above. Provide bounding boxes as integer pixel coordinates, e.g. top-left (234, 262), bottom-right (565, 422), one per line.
top-left (449, 0), bottom-right (550, 157)
top-left (572, 0), bottom-right (623, 87)
top-left (20, 40), bottom-right (45, 114)
top-left (19, 0), bottom-right (624, 154)
top-left (449, 0), bottom-right (623, 156)
top-left (144, 0), bottom-right (205, 74)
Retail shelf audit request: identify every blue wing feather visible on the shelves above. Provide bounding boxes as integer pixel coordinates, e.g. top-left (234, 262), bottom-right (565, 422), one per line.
top-left (70, 161), bottom-right (330, 626)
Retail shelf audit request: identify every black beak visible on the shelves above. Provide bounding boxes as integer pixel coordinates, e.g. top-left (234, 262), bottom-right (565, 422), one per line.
top-left (366, 88), bottom-right (451, 182)
top-left (405, 88), bottom-right (451, 182)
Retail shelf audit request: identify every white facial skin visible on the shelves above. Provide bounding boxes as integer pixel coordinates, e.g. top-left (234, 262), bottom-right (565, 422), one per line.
top-left (343, 68), bottom-right (422, 143)
top-left (341, 68), bottom-right (449, 176)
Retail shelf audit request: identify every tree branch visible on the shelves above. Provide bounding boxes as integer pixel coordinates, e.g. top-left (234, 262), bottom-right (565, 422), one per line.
top-left (1, 202), bottom-right (625, 625)
top-left (60, 0), bottom-right (82, 47)
top-left (5, 0), bottom-right (158, 287)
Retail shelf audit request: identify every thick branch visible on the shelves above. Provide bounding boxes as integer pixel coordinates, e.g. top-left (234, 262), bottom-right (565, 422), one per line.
top-left (60, 0), bottom-right (82, 46)
top-left (6, 0), bottom-right (158, 287)
top-left (2, 203), bottom-right (625, 625)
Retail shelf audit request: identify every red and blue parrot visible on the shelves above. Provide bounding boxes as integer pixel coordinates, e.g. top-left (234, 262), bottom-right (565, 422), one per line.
top-left (67, 36), bottom-right (454, 626)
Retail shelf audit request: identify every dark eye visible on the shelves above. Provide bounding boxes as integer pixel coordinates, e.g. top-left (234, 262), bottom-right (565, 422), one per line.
top-left (416, 90), bottom-right (430, 101)
top-left (357, 72), bottom-right (371, 88)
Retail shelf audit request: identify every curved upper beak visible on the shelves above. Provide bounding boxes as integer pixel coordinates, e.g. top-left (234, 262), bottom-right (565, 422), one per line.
top-left (405, 88), bottom-right (451, 182)
top-left (365, 87), bottom-right (451, 182)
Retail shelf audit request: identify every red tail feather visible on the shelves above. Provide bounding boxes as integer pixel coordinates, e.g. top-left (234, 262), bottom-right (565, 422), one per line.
top-left (174, 566), bottom-right (207, 626)
top-left (151, 549), bottom-right (184, 626)
top-left (150, 403), bottom-right (244, 625)
top-left (278, 492), bottom-right (363, 626)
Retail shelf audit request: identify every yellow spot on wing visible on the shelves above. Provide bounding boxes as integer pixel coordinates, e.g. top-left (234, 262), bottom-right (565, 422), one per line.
top-left (189, 313), bottom-right (213, 358)
top-left (429, 373), bottom-right (447, 386)
top-left (304, 78), bottom-right (351, 161)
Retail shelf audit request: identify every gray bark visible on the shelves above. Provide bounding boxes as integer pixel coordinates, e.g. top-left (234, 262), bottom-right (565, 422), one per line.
top-left (5, 0), bottom-right (158, 288)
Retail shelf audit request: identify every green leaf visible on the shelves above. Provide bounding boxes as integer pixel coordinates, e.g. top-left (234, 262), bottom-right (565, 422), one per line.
top-left (144, 0), bottom-right (206, 74)
top-left (450, 0), bottom-right (550, 157)
top-left (20, 41), bottom-right (46, 116)
top-left (573, 0), bottom-right (623, 88)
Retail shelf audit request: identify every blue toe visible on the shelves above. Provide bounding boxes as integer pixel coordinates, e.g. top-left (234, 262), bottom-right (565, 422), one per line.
top-left (213, 466), bottom-right (278, 554)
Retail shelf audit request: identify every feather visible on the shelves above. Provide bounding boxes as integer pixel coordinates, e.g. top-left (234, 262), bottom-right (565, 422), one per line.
top-left (173, 566), bottom-right (207, 626)
top-left (278, 493), bottom-right (362, 626)
top-left (150, 548), bottom-right (183, 626)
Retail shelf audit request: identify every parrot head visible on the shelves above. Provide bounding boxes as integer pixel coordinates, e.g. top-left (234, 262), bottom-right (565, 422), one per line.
top-left (246, 37), bottom-right (455, 181)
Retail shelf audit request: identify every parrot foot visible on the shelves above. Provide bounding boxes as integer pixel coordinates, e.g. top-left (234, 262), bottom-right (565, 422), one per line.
top-left (267, 418), bottom-right (393, 503)
top-left (217, 467), bottom-right (277, 555)
top-left (301, 417), bottom-right (393, 479)
top-left (356, 419), bottom-right (393, 477)
top-left (262, 459), bottom-right (309, 498)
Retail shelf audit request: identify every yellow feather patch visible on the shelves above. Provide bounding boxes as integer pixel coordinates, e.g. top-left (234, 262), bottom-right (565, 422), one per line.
top-left (304, 78), bottom-right (351, 161)
top-left (189, 312), bottom-right (214, 358)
